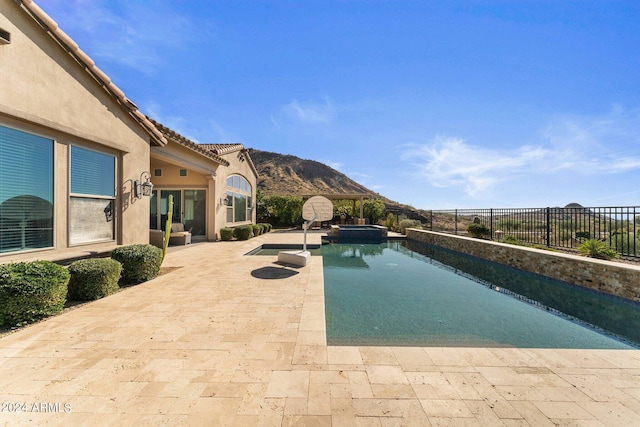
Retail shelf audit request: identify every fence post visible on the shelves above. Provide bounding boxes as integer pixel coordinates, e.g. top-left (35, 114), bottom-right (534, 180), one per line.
top-left (490, 208), bottom-right (494, 240)
top-left (455, 209), bottom-right (458, 234)
top-left (546, 207), bottom-right (550, 247)
top-left (430, 210), bottom-right (433, 231)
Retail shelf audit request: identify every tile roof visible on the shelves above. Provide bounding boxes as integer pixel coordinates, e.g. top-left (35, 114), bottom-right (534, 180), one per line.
top-left (201, 144), bottom-right (259, 178)
top-left (18, 0), bottom-right (167, 146)
top-left (19, 1), bottom-right (257, 178)
top-left (199, 144), bottom-right (246, 155)
top-left (148, 119), bottom-right (229, 166)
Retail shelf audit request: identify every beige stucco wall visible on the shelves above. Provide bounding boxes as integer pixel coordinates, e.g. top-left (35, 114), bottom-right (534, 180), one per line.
top-left (150, 145), bottom-right (258, 241)
top-left (0, 2), bottom-right (151, 263)
top-left (406, 229), bottom-right (640, 303)
top-left (215, 150), bottom-right (258, 237)
top-left (151, 141), bottom-right (218, 241)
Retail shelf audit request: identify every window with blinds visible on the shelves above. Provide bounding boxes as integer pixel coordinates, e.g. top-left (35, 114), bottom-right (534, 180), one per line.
top-left (69, 145), bottom-right (116, 245)
top-left (0, 125), bottom-right (54, 253)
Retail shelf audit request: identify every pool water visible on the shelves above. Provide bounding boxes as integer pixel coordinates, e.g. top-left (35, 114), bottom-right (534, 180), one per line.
top-left (323, 241), bottom-right (638, 348)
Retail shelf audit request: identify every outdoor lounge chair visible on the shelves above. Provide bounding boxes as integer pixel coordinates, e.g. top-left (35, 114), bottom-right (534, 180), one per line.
top-left (149, 229), bottom-right (165, 248)
top-left (169, 223), bottom-right (192, 245)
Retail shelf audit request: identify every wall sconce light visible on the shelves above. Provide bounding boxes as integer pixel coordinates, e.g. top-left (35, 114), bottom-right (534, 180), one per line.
top-left (220, 197), bottom-right (229, 206)
top-left (134, 171), bottom-right (153, 198)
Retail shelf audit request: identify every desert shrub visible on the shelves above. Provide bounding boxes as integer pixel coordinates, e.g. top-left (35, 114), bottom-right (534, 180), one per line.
top-left (550, 228), bottom-right (573, 244)
top-left (220, 227), bottom-right (235, 241)
top-left (234, 225), bottom-right (254, 240)
top-left (111, 244), bottom-right (163, 285)
top-left (501, 235), bottom-right (525, 246)
top-left (608, 232), bottom-right (639, 257)
top-left (68, 258), bottom-right (122, 301)
top-left (556, 220), bottom-right (574, 230)
top-left (497, 218), bottom-right (522, 230)
top-left (398, 219), bottom-right (422, 234)
top-left (383, 213), bottom-right (396, 230)
top-left (578, 239), bottom-right (618, 260)
top-left (252, 224), bottom-right (262, 236)
top-left (0, 261), bottom-right (70, 328)
top-left (575, 231), bottom-right (591, 240)
top-left (467, 223), bottom-right (490, 238)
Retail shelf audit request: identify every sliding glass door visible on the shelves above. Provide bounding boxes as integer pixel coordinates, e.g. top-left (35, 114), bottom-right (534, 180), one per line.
top-left (183, 190), bottom-right (206, 236)
top-left (150, 189), bottom-right (206, 236)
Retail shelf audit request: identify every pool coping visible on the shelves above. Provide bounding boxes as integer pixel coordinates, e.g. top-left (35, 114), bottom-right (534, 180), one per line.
top-left (1, 231), bottom-right (639, 425)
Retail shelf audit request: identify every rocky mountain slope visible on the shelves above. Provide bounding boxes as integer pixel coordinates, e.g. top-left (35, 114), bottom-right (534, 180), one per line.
top-left (248, 149), bottom-right (429, 221)
top-left (248, 149), bottom-right (379, 197)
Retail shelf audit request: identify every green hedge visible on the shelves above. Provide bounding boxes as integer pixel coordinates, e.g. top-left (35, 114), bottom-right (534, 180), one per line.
top-left (68, 258), bottom-right (122, 301)
top-left (0, 261), bottom-right (70, 328)
top-left (220, 228), bottom-right (234, 241)
top-left (258, 223), bottom-right (271, 233)
top-left (111, 244), bottom-right (163, 285)
top-left (252, 224), bottom-right (262, 236)
top-left (234, 225), bottom-right (254, 240)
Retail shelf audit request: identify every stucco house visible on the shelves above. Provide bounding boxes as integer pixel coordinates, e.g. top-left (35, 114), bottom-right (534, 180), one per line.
top-left (0, 1), bottom-right (257, 264)
top-left (149, 121), bottom-right (258, 242)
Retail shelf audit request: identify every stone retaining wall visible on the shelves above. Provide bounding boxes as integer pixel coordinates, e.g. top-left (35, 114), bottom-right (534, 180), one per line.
top-left (406, 229), bottom-right (640, 303)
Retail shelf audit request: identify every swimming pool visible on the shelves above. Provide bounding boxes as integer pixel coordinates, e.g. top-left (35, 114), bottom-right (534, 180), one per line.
top-left (323, 241), bottom-right (638, 348)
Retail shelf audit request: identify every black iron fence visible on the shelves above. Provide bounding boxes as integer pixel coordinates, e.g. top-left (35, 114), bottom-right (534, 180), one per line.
top-left (424, 206), bottom-right (640, 258)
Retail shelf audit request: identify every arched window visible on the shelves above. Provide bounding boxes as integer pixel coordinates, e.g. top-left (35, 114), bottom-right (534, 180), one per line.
top-left (226, 175), bottom-right (252, 223)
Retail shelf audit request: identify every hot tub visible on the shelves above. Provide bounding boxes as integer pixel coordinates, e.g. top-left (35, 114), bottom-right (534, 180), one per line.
top-left (326, 225), bottom-right (388, 243)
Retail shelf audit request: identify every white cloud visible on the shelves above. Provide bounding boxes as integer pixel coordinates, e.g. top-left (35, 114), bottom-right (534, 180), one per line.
top-left (38, 0), bottom-right (197, 75)
top-left (403, 136), bottom-right (548, 195)
top-left (403, 108), bottom-right (640, 197)
top-left (282, 97), bottom-right (334, 125)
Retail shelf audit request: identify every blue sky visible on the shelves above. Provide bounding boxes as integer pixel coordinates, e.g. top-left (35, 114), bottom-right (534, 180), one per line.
top-left (37, 0), bottom-right (640, 209)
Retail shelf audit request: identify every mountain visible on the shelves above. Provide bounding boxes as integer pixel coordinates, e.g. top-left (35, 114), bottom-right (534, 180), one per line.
top-left (248, 149), bottom-right (430, 221)
top-left (248, 149), bottom-right (377, 197)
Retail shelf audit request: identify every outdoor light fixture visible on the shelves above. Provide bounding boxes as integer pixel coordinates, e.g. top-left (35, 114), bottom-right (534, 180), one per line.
top-left (134, 171), bottom-right (153, 198)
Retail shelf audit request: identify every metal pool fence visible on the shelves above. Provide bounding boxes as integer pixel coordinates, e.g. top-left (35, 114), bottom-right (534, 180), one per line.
top-left (423, 206), bottom-right (640, 259)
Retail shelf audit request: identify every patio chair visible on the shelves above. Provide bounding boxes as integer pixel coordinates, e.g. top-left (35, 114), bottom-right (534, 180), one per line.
top-left (149, 229), bottom-right (165, 248)
top-left (169, 223), bottom-right (192, 245)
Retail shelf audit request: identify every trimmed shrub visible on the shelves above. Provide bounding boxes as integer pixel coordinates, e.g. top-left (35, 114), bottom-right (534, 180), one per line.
top-left (258, 223), bottom-right (268, 234)
top-left (234, 225), bottom-right (254, 240)
top-left (260, 223), bottom-right (272, 232)
top-left (0, 261), bottom-right (70, 328)
top-left (220, 227), bottom-right (235, 241)
top-left (68, 258), bottom-right (122, 301)
top-left (111, 244), bottom-right (163, 285)
top-left (252, 224), bottom-right (262, 236)
top-left (467, 223), bottom-right (490, 239)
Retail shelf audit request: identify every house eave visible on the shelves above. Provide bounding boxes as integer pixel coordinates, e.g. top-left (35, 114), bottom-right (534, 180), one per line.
top-left (18, 0), bottom-right (167, 147)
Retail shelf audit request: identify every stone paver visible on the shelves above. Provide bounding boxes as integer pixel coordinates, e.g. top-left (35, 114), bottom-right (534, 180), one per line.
top-left (1, 231), bottom-right (640, 426)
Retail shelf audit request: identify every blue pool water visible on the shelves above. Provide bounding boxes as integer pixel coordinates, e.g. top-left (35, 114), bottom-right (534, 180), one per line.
top-left (322, 241), bottom-right (638, 348)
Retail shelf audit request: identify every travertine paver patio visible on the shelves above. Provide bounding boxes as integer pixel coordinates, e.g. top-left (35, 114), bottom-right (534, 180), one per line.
top-left (1, 231), bottom-right (640, 426)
